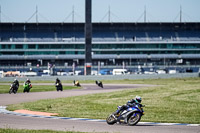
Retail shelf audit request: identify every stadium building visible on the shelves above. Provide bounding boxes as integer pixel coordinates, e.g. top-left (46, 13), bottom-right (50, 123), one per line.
top-left (0, 22), bottom-right (200, 72)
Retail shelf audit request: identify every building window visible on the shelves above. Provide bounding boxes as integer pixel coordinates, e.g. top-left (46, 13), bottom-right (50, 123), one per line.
top-left (16, 45), bottom-right (23, 49)
top-left (59, 51), bottom-right (65, 54)
top-left (1, 45), bottom-right (6, 49)
top-left (1, 45), bottom-right (11, 49)
top-left (28, 45), bottom-right (36, 49)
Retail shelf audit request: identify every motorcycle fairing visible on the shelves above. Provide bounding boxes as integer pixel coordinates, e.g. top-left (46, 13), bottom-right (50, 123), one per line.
top-left (119, 107), bottom-right (138, 123)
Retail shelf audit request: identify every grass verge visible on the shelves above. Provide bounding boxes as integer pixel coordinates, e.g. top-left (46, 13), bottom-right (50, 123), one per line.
top-left (0, 128), bottom-right (86, 133)
top-left (7, 78), bottom-right (200, 124)
top-left (0, 85), bottom-right (80, 94)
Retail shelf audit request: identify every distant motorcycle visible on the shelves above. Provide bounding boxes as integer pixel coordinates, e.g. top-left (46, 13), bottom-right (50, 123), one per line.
top-left (55, 82), bottom-right (63, 91)
top-left (23, 83), bottom-right (32, 93)
top-left (73, 80), bottom-right (81, 87)
top-left (9, 83), bottom-right (18, 94)
top-left (106, 104), bottom-right (145, 126)
top-left (95, 81), bottom-right (103, 88)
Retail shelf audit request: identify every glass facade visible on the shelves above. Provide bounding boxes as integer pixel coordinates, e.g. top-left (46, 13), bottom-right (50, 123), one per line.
top-left (0, 22), bottom-right (200, 67)
top-left (1, 43), bottom-right (200, 55)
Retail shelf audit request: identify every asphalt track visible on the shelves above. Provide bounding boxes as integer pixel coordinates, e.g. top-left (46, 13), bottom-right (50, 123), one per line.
top-left (0, 84), bottom-right (199, 133)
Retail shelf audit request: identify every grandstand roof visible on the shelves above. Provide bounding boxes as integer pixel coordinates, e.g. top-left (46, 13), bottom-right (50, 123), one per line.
top-left (1, 22), bottom-right (200, 26)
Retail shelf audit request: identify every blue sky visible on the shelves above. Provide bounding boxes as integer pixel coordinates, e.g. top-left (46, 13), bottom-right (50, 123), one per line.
top-left (0, 0), bottom-right (200, 23)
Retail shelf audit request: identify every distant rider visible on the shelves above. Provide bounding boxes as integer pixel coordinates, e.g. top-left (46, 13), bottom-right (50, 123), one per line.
top-left (114, 96), bottom-right (142, 115)
top-left (55, 78), bottom-right (63, 91)
top-left (95, 80), bottom-right (100, 85)
top-left (95, 80), bottom-right (103, 88)
top-left (23, 78), bottom-right (32, 93)
top-left (13, 79), bottom-right (19, 91)
top-left (55, 78), bottom-right (61, 85)
top-left (73, 80), bottom-right (80, 86)
top-left (25, 78), bottom-right (31, 85)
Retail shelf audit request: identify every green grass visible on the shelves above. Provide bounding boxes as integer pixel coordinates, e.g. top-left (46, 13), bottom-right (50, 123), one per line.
top-left (0, 78), bottom-right (163, 94)
top-left (0, 128), bottom-right (86, 133)
top-left (0, 85), bottom-right (80, 94)
top-left (7, 78), bottom-right (200, 124)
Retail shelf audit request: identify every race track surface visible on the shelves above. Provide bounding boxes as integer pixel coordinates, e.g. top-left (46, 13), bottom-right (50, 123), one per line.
top-left (0, 84), bottom-right (199, 133)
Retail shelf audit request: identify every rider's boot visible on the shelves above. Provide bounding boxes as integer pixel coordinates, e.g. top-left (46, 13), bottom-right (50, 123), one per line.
top-left (113, 110), bottom-right (120, 117)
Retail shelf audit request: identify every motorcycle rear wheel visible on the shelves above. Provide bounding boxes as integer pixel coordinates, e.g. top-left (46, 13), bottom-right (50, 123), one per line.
top-left (127, 113), bottom-right (141, 126)
top-left (106, 114), bottom-right (117, 125)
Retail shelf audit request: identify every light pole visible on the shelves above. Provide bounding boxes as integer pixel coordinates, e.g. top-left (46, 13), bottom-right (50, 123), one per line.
top-left (85, 0), bottom-right (92, 75)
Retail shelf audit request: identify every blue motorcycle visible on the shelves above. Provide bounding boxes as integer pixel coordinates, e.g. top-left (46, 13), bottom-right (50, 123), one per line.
top-left (106, 104), bottom-right (145, 126)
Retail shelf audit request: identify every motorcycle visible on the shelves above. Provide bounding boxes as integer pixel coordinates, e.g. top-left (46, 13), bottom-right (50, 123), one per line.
top-left (55, 82), bottom-right (63, 91)
top-left (73, 80), bottom-right (81, 87)
top-left (106, 104), bottom-right (145, 126)
top-left (95, 81), bottom-right (103, 88)
top-left (9, 83), bottom-right (18, 94)
top-left (23, 83), bottom-right (32, 93)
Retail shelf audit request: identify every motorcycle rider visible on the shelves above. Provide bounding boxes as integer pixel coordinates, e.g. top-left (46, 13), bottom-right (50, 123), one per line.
top-left (25, 78), bottom-right (31, 85)
top-left (114, 96), bottom-right (142, 115)
top-left (95, 80), bottom-right (99, 85)
top-left (12, 79), bottom-right (19, 92)
top-left (73, 80), bottom-right (81, 87)
top-left (23, 78), bottom-right (32, 93)
top-left (55, 78), bottom-right (61, 84)
top-left (95, 80), bottom-right (103, 88)
top-left (55, 78), bottom-right (63, 91)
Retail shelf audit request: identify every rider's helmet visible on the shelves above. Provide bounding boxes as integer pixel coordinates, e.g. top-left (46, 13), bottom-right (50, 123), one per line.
top-left (135, 96), bottom-right (142, 103)
top-left (26, 78), bottom-right (30, 83)
top-left (13, 79), bottom-right (17, 84)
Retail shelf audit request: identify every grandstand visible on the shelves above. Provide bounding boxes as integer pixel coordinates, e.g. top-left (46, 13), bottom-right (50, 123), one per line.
top-left (0, 22), bottom-right (200, 72)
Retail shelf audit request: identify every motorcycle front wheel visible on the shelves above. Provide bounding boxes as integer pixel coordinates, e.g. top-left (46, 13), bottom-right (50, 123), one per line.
top-left (9, 88), bottom-right (12, 94)
top-left (13, 89), bottom-right (17, 94)
top-left (100, 84), bottom-right (103, 88)
top-left (106, 114), bottom-right (117, 125)
top-left (127, 113), bottom-right (141, 126)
